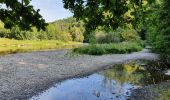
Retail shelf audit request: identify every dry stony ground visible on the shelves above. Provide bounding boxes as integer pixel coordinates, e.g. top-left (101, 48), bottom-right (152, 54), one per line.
top-left (0, 49), bottom-right (159, 100)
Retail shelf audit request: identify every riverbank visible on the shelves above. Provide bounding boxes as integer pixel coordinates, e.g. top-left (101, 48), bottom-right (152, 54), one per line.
top-left (0, 49), bottom-right (158, 99)
top-left (130, 81), bottom-right (170, 100)
top-left (0, 38), bottom-right (81, 55)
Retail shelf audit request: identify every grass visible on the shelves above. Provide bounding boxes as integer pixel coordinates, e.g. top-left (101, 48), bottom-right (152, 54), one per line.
top-left (158, 89), bottom-right (170, 100)
top-left (73, 42), bottom-right (143, 55)
top-left (0, 38), bottom-right (82, 55)
top-left (150, 83), bottom-right (170, 100)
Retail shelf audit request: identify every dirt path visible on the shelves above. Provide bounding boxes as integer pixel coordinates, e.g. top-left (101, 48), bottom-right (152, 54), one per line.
top-left (0, 49), bottom-right (158, 99)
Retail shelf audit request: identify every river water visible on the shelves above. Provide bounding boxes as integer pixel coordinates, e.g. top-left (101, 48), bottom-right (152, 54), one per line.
top-left (30, 60), bottom-right (170, 100)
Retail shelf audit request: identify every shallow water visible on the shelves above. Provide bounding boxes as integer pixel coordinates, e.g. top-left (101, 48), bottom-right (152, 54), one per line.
top-left (30, 61), bottom-right (170, 100)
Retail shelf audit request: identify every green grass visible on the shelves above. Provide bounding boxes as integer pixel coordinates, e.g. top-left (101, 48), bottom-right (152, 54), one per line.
top-left (158, 90), bottom-right (170, 100)
top-left (0, 38), bottom-right (82, 55)
top-left (73, 42), bottom-right (143, 55)
top-left (150, 83), bottom-right (170, 100)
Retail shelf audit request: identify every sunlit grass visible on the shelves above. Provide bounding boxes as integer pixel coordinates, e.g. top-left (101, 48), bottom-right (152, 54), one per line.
top-left (73, 42), bottom-right (143, 55)
top-left (0, 38), bottom-right (82, 55)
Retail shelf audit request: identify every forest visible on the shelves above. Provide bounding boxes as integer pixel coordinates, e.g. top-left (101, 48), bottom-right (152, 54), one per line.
top-left (0, 17), bottom-right (84, 42)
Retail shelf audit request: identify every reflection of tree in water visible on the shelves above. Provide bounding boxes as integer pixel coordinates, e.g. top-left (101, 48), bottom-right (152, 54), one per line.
top-left (99, 62), bottom-right (144, 86)
top-left (142, 60), bottom-right (169, 85)
top-left (98, 61), bottom-right (170, 89)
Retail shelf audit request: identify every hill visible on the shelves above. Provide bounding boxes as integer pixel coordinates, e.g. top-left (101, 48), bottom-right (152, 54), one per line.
top-left (0, 17), bottom-right (84, 42)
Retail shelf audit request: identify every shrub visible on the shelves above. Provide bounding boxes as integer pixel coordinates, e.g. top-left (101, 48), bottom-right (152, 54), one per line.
top-left (120, 29), bottom-right (141, 42)
top-left (95, 28), bottom-right (141, 44)
top-left (95, 30), bottom-right (122, 43)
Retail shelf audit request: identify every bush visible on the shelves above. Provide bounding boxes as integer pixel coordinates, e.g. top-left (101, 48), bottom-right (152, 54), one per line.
top-left (95, 30), bottom-right (121, 43)
top-left (120, 29), bottom-right (141, 42)
top-left (73, 42), bottom-right (143, 55)
top-left (95, 28), bottom-right (141, 44)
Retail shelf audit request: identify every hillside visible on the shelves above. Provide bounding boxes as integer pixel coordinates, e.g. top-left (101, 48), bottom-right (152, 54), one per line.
top-left (0, 17), bottom-right (84, 42)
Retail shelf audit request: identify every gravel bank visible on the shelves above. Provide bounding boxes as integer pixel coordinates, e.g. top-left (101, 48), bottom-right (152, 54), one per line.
top-left (0, 49), bottom-right (158, 99)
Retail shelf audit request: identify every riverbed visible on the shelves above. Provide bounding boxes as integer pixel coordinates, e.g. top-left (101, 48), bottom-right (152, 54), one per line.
top-left (30, 60), bottom-right (170, 100)
top-left (0, 49), bottom-right (158, 99)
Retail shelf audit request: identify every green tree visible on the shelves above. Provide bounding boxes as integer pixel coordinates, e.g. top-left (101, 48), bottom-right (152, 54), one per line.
top-left (152, 0), bottom-right (170, 58)
top-left (63, 0), bottom-right (155, 32)
top-left (0, 0), bottom-right (47, 30)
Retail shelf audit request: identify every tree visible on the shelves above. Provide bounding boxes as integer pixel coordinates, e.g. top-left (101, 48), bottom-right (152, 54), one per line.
top-left (0, 0), bottom-right (47, 31)
top-left (63, 0), bottom-right (155, 33)
top-left (152, 0), bottom-right (170, 58)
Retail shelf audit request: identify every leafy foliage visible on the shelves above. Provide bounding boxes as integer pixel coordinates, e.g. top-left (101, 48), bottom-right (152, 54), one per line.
top-left (63, 0), bottom-right (155, 32)
top-left (0, 0), bottom-right (47, 30)
top-left (146, 0), bottom-right (170, 59)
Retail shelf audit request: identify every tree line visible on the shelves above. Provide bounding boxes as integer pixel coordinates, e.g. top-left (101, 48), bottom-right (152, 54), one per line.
top-left (0, 17), bottom-right (84, 42)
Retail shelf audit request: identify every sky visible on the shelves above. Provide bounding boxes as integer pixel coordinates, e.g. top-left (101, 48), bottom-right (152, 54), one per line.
top-left (30, 0), bottom-right (73, 22)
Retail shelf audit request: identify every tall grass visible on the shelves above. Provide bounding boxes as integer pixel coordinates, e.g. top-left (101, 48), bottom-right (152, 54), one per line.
top-left (73, 42), bottom-right (143, 55)
top-left (0, 38), bottom-right (81, 55)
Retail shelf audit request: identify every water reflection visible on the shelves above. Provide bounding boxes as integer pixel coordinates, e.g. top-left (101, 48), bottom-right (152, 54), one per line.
top-left (30, 61), bottom-right (170, 100)
top-left (31, 74), bottom-right (133, 100)
top-left (100, 61), bottom-right (169, 86)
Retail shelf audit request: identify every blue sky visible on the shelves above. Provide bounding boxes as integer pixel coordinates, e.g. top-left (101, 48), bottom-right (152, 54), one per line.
top-left (30, 0), bottom-right (73, 22)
